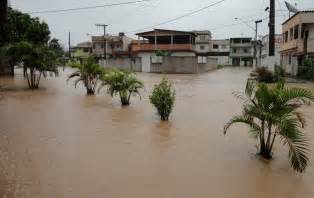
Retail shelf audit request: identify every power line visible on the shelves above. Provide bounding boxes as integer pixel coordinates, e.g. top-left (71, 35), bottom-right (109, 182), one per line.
top-left (125, 0), bottom-right (227, 33)
top-left (28, 0), bottom-right (153, 14)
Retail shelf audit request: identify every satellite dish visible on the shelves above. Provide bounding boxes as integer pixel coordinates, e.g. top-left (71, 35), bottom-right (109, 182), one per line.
top-left (285, 1), bottom-right (299, 13)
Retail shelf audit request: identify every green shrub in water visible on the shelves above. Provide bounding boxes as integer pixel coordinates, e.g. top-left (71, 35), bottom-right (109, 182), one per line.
top-left (150, 78), bottom-right (175, 121)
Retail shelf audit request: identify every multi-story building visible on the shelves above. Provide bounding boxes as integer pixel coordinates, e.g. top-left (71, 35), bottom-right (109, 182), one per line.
top-left (132, 29), bottom-right (197, 72)
top-left (193, 30), bottom-right (212, 55)
top-left (260, 34), bottom-right (283, 71)
top-left (281, 11), bottom-right (314, 75)
top-left (130, 29), bottom-right (217, 73)
top-left (71, 41), bottom-right (92, 60)
top-left (92, 32), bottom-right (133, 58)
top-left (209, 39), bottom-right (230, 65)
top-left (229, 37), bottom-right (253, 66)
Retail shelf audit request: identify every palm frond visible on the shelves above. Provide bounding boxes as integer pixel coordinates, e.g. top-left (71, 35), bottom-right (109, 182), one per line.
top-left (278, 116), bottom-right (310, 173)
top-left (223, 115), bottom-right (261, 135)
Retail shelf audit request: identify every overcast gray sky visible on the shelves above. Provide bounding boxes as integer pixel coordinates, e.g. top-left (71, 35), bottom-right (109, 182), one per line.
top-left (10, 0), bottom-right (314, 47)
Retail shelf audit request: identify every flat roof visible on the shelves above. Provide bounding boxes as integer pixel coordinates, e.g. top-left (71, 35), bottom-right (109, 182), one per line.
top-left (282, 10), bottom-right (314, 25)
top-left (136, 29), bottom-right (196, 36)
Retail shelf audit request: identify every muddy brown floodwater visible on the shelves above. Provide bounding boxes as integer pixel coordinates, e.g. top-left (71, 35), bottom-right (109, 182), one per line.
top-left (1, 67), bottom-right (314, 198)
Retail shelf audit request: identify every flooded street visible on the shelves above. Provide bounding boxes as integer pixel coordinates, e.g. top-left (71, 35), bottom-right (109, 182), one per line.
top-left (1, 67), bottom-right (314, 198)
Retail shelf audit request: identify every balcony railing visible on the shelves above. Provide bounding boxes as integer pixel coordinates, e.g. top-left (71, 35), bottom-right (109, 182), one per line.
top-left (229, 52), bottom-right (253, 57)
top-left (132, 44), bottom-right (195, 52)
top-left (230, 42), bottom-right (252, 47)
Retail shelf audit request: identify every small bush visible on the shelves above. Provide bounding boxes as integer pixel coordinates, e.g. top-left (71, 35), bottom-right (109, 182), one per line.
top-left (155, 50), bottom-right (169, 57)
top-left (217, 64), bottom-right (224, 69)
top-left (274, 65), bottom-right (285, 81)
top-left (255, 67), bottom-right (274, 83)
top-left (150, 78), bottom-right (175, 121)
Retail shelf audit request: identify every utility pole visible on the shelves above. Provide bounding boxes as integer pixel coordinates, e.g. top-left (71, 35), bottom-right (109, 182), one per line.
top-left (68, 32), bottom-right (71, 59)
top-left (269, 0), bottom-right (275, 56)
top-left (254, 20), bottom-right (263, 68)
top-left (0, 0), bottom-right (8, 36)
top-left (96, 24), bottom-right (108, 60)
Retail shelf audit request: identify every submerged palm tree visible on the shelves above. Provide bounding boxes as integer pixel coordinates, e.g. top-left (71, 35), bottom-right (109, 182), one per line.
top-left (224, 79), bottom-right (314, 173)
top-left (67, 56), bottom-right (104, 95)
top-left (99, 69), bottom-right (143, 106)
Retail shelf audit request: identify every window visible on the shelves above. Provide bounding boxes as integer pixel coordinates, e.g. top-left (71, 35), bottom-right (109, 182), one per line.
top-left (294, 25), bottom-right (299, 39)
top-left (221, 45), bottom-right (226, 49)
top-left (83, 48), bottom-right (89, 53)
top-left (199, 35), bottom-right (206, 40)
top-left (200, 45), bottom-right (205, 50)
top-left (197, 56), bottom-right (207, 64)
top-left (290, 28), bottom-right (293, 40)
top-left (301, 26), bottom-right (304, 39)
top-left (289, 55), bottom-right (291, 64)
top-left (213, 44), bottom-right (219, 49)
top-left (285, 31), bottom-right (288, 42)
top-left (93, 44), bottom-right (96, 49)
top-left (233, 48), bottom-right (237, 53)
top-left (243, 48), bottom-right (248, 53)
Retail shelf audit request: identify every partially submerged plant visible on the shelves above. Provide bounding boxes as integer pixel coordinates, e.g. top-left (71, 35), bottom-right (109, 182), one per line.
top-left (99, 69), bottom-right (143, 106)
top-left (6, 41), bottom-right (58, 89)
top-left (224, 79), bottom-right (314, 173)
top-left (150, 77), bottom-right (175, 121)
top-left (67, 56), bottom-right (104, 95)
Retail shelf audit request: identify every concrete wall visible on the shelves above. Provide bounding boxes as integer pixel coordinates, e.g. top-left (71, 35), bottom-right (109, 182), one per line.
top-left (307, 24), bottom-right (314, 53)
top-left (261, 56), bottom-right (280, 72)
top-left (102, 58), bottom-right (142, 72)
top-left (150, 56), bottom-right (217, 74)
top-left (171, 52), bottom-right (195, 57)
top-left (209, 56), bottom-right (229, 65)
top-left (195, 43), bottom-right (211, 53)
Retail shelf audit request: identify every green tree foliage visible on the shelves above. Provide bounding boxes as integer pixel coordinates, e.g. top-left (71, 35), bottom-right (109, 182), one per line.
top-left (49, 38), bottom-right (64, 58)
top-left (6, 41), bottom-right (58, 89)
top-left (224, 79), bottom-right (314, 172)
top-left (67, 56), bottom-right (104, 95)
top-left (0, 8), bottom-right (50, 46)
top-left (99, 69), bottom-right (143, 106)
top-left (150, 78), bottom-right (175, 121)
top-left (255, 67), bottom-right (274, 83)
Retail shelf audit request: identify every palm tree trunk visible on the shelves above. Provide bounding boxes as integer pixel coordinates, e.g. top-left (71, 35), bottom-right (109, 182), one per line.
top-left (259, 120), bottom-right (272, 158)
top-left (120, 91), bottom-right (130, 106)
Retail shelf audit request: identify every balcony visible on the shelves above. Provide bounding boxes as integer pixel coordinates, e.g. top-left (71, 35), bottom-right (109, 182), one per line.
top-left (229, 52), bottom-right (253, 57)
top-left (230, 42), bottom-right (252, 47)
top-left (132, 44), bottom-right (195, 52)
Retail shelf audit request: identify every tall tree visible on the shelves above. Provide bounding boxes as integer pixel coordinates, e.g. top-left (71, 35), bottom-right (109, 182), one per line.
top-left (49, 38), bottom-right (64, 58)
top-left (0, 8), bottom-right (50, 46)
top-left (0, 0), bottom-right (7, 35)
top-left (0, 8), bottom-right (51, 75)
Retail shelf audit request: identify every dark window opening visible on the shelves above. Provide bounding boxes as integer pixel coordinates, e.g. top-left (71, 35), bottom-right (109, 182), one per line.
top-left (290, 28), bottom-right (293, 40)
top-left (285, 31), bottom-right (288, 43)
top-left (294, 25), bottom-right (299, 39)
top-left (213, 44), bottom-right (219, 49)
